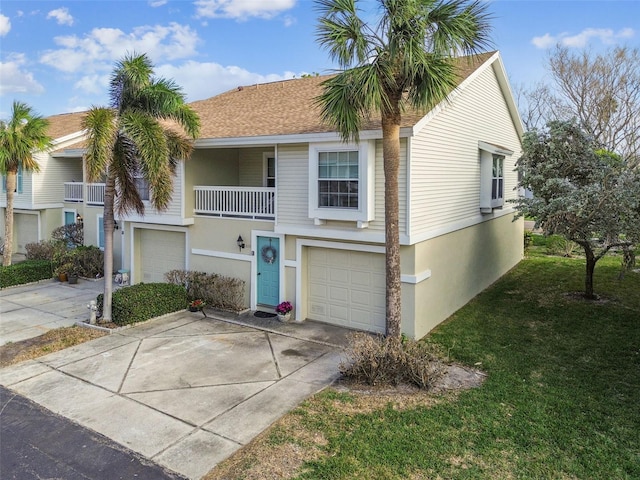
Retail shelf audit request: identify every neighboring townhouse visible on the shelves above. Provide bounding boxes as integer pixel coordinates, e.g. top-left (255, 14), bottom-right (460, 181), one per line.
top-left (5, 51), bottom-right (524, 338)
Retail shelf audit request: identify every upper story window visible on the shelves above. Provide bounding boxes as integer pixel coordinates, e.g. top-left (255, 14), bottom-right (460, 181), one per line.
top-left (318, 151), bottom-right (359, 209)
top-left (308, 141), bottom-right (375, 226)
top-left (134, 175), bottom-right (150, 201)
top-left (265, 156), bottom-right (276, 187)
top-left (2, 165), bottom-right (23, 193)
top-left (478, 141), bottom-right (513, 214)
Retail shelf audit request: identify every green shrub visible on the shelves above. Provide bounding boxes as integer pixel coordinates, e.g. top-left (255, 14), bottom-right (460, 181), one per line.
top-left (546, 234), bottom-right (578, 257)
top-left (69, 246), bottom-right (104, 278)
top-left (165, 269), bottom-right (245, 312)
top-left (524, 231), bottom-right (533, 253)
top-left (0, 260), bottom-right (53, 288)
top-left (97, 283), bottom-right (187, 326)
top-left (339, 332), bottom-right (446, 389)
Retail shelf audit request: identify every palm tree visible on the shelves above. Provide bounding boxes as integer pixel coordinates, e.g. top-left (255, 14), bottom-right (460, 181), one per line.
top-left (315, 0), bottom-right (492, 339)
top-left (83, 53), bottom-right (200, 322)
top-left (0, 101), bottom-right (52, 266)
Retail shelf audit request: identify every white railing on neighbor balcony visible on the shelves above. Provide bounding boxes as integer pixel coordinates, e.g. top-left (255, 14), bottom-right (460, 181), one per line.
top-left (64, 182), bottom-right (84, 202)
top-left (194, 186), bottom-right (275, 220)
top-left (87, 183), bottom-right (106, 205)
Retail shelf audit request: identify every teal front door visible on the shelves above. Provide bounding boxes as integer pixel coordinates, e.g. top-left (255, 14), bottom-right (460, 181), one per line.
top-left (257, 236), bottom-right (279, 306)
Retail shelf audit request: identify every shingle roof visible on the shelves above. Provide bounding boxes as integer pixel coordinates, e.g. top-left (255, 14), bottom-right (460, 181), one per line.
top-left (46, 111), bottom-right (86, 141)
top-left (45, 51), bottom-right (496, 144)
top-left (191, 51), bottom-right (496, 140)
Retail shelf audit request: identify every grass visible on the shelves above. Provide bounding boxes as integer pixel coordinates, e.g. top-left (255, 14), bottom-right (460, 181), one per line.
top-left (207, 249), bottom-right (640, 479)
top-left (0, 326), bottom-right (107, 367)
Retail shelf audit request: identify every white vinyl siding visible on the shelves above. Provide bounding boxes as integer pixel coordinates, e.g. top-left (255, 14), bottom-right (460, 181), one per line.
top-left (35, 157), bottom-right (83, 205)
top-left (122, 165), bottom-right (185, 224)
top-left (409, 64), bottom-right (521, 234)
top-left (239, 148), bottom-right (271, 187)
top-left (276, 144), bottom-right (314, 227)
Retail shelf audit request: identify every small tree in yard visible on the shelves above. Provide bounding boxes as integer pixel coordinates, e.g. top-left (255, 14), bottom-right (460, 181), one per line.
top-left (512, 120), bottom-right (640, 299)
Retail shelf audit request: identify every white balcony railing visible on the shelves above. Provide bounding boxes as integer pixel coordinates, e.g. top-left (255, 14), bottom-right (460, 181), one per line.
top-left (194, 186), bottom-right (275, 220)
top-left (64, 182), bottom-right (84, 202)
top-left (87, 183), bottom-right (106, 205)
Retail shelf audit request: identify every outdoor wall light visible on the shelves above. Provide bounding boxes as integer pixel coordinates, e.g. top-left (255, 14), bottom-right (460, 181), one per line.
top-left (76, 214), bottom-right (83, 224)
top-left (114, 220), bottom-right (119, 230)
top-left (237, 235), bottom-right (245, 251)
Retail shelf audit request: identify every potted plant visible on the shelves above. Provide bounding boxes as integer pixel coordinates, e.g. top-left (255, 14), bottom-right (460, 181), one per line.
top-left (54, 262), bottom-right (73, 282)
top-left (188, 299), bottom-right (206, 312)
top-left (275, 301), bottom-right (293, 322)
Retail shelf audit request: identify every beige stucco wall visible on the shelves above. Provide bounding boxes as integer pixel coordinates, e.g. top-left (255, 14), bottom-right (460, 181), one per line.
top-left (404, 212), bottom-right (524, 338)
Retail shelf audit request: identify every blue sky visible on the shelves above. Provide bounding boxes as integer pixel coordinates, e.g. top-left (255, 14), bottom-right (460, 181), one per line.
top-left (0, 0), bottom-right (638, 119)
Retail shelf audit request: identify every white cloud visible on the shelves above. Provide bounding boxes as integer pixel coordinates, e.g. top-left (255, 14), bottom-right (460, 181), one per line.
top-left (74, 74), bottom-right (110, 95)
top-left (532, 27), bottom-right (636, 49)
top-left (40, 22), bottom-right (200, 74)
top-left (194, 0), bottom-right (296, 20)
top-left (149, 0), bottom-right (168, 6)
top-left (0, 14), bottom-right (11, 36)
top-left (0, 54), bottom-right (45, 95)
top-left (47, 7), bottom-right (74, 26)
top-left (155, 60), bottom-right (295, 102)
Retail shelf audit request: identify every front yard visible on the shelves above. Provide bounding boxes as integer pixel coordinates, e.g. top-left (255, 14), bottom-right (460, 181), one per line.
top-left (207, 250), bottom-right (640, 479)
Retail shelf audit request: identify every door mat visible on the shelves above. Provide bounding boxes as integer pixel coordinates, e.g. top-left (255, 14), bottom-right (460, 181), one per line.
top-left (254, 311), bottom-right (277, 318)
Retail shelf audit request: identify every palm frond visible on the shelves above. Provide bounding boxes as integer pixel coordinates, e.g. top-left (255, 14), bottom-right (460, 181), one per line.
top-left (316, 0), bottom-right (371, 68)
top-left (0, 101), bottom-right (51, 174)
top-left (82, 107), bottom-right (118, 182)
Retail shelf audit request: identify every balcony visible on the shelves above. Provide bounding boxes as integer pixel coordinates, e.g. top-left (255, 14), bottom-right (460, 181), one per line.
top-left (64, 182), bottom-right (83, 202)
top-left (194, 186), bottom-right (275, 220)
top-left (63, 182), bottom-right (106, 205)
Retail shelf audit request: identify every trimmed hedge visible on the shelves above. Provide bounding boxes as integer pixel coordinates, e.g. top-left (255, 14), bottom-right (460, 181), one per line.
top-left (97, 283), bottom-right (188, 326)
top-left (165, 269), bottom-right (245, 312)
top-left (0, 260), bottom-right (53, 288)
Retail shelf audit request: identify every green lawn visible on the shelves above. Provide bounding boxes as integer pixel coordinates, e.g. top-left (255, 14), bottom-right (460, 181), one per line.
top-left (290, 252), bottom-right (640, 479)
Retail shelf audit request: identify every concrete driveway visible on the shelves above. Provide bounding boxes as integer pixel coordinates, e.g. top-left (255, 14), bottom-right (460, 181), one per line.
top-left (0, 280), bottom-right (347, 479)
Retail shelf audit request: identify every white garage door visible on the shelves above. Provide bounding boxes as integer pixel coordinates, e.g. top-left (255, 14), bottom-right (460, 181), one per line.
top-left (14, 214), bottom-right (38, 253)
top-left (139, 229), bottom-right (185, 283)
top-left (307, 248), bottom-right (386, 333)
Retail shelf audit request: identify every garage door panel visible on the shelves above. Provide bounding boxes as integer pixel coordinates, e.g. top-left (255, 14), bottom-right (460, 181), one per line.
top-left (307, 247), bottom-right (385, 333)
top-left (15, 214), bottom-right (38, 253)
top-left (329, 286), bottom-right (348, 303)
top-left (140, 230), bottom-right (185, 283)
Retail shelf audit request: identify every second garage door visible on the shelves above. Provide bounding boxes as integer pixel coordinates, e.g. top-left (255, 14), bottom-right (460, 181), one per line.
top-left (14, 213), bottom-right (38, 253)
top-left (307, 248), bottom-right (386, 333)
top-left (139, 229), bottom-right (185, 283)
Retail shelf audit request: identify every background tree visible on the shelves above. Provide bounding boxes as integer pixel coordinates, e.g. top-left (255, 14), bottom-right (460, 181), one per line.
top-left (83, 53), bottom-right (200, 322)
top-left (315, 0), bottom-right (492, 339)
top-left (512, 120), bottom-right (640, 299)
top-left (0, 101), bottom-right (52, 266)
top-left (517, 46), bottom-right (640, 164)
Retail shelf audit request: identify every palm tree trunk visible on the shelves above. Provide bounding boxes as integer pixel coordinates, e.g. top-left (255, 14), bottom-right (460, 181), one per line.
top-left (381, 110), bottom-right (402, 340)
top-left (3, 170), bottom-right (17, 267)
top-left (101, 170), bottom-right (116, 322)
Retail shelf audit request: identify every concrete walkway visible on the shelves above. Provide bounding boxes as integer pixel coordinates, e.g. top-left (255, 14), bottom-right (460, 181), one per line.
top-left (1, 279), bottom-right (104, 345)
top-left (0, 280), bottom-right (347, 479)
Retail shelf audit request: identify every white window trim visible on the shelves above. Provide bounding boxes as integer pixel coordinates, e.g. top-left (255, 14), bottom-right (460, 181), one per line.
top-left (479, 141), bottom-right (513, 214)
top-left (97, 215), bottom-right (105, 250)
top-left (308, 140), bottom-right (375, 223)
top-left (263, 153), bottom-right (276, 188)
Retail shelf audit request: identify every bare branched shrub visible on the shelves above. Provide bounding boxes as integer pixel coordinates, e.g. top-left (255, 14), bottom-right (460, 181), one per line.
top-left (25, 240), bottom-right (56, 260)
top-left (340, 332), bottom-right (446, 389)
top-left (165, 269), bottom-right (245, 312)
top-left (51, 223), bottom-right (83, 247)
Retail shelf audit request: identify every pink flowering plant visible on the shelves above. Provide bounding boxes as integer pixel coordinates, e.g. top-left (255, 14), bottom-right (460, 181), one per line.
top-left (275, 301), bottom-right (293, 315)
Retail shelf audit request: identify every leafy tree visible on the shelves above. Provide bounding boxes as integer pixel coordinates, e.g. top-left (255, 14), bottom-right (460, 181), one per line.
top-left (0, 101), bottom-right (52, 266)
top-left (314, 0), bottom-right (492, 339)
top-left (518, 46), bottom-right (640, 164)
top-left (83, 53), bottom-right (200, 322)
top-left (512, 120), bottom-right (640, 299)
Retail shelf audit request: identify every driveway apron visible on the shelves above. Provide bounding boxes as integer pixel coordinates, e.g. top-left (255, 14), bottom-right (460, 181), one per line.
top-left (0, 287), bottom-right (346, 479)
